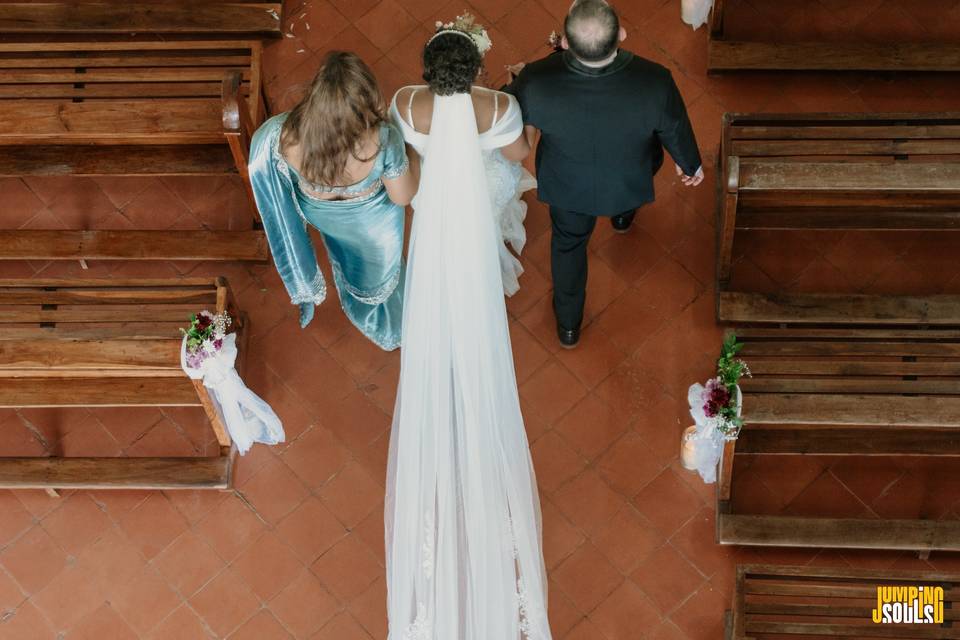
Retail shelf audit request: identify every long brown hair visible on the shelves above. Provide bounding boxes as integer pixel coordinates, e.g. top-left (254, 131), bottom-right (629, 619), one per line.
top-left (280, 51), bottom-right (385, 186)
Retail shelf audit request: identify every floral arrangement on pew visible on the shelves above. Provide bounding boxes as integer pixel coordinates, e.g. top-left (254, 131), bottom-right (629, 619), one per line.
top-left (181, 311), bottom-right (231, 369)
top-left (681, 333), bottom-right (751, 483)
top-left (180, 311), bottom-right (284, 455)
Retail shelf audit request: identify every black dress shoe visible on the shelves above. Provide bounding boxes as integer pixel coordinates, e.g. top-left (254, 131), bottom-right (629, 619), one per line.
top-left (557, 326), bottom-right (581, 349)
top-left (611, 212), bottom-right (635, 233)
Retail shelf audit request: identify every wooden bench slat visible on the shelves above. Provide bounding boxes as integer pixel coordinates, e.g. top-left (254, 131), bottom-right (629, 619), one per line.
top-left (749, 360), bottom-right (960, 377)
top-left (0, 3), bottom-right (282, 36)
top-left (0, 99), bottom-right (225, 145)
top-left (0, 277), bottom-right (219, 287)
top-left (0, 230), bottom-right (269, 261)
top-left (737, 209), bottom-right (960, 231)
top-left (730, 138), bottom-right (960, 157)
top-left (0, 54), bottom-right (253, 69)
top-left (744, 620), bottom-right (960, 638)
top-left (743, 394), bottom-right (960, 427)
top-left (0, 144), bottom-right (238, 177)
top-left (710, 40), bottom-right (960, 72)
top-left (0, 68), bottom-right (251, 83)
top-left (743, 580), bottom-right (957, 606)
top-left (739, 190), bottom-right (960, 210)
top-left (737, 427), bottom-right (960, 456)
top-left (0, 40), bottom-right (264, 53)
top-left (0, 377), bottom-right (199, 407)
top-left (730, 124), bottom-right (960, 141)
top-left (0, 327), bottom-right (183, 341)
top-left (736, 328), bottom-right (960, 340)
top-left (0, 306), bottom-right (202, 324)
top-left (0, 340), bottom-right (180, 370)
top-left (718, 292), bottom-right (960, 325)
top-left (0, 456), bottom-right (232, 490)
top-left (0, 82), bottom-right (245, 100)
top-left (745, 581), bottom-right (946, 599)
top-left (719, 515), bottom-right (960, 551)
top-left (740, 563), bottom-right (960, 583)
top-left (2, 369), bottom-right (185, 379)
top-left (739, 161), bottom-right (960, 192)
top-left (744, 602), bottom-right (960, 621)
top-left (0, 83), bottom-right (222, 100)
top-left (0, 289), bottom-right (217, 305)
top-left (740, 377), bottom-right (960, 396)
top-left (739, 340), bottom-right (960, 357)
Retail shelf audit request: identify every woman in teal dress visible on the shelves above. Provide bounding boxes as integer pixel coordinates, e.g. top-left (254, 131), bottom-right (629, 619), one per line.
top-left (248, 51), bottom-right (417, 350)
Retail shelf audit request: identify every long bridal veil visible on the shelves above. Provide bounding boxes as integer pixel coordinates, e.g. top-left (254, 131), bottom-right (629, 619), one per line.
top-left (385, 93), bottom-right (551, 640)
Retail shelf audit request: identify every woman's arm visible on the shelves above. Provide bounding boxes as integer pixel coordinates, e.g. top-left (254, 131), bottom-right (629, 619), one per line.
top-left (499, 129), bottom-right (531, 163)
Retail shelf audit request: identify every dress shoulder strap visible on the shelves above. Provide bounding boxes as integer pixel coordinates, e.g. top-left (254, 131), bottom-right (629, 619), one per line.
top-left (491, 91), bottom-right (500, 128)
top-left (406, 88), bottom-right (418, 128)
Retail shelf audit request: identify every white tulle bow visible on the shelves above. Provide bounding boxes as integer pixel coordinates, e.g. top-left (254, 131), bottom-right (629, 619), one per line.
top-left (180, 333), bottom-right (284, 455)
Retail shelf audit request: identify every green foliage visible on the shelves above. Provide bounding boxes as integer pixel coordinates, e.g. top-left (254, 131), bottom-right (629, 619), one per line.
top-left (716, 333), bottom-right (750, 435)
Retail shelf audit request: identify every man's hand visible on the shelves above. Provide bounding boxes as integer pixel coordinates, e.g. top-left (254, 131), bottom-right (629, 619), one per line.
top-left (505, 62), bottom-right (526, 82)
top-left (675, 164), bottom-right (704, 187)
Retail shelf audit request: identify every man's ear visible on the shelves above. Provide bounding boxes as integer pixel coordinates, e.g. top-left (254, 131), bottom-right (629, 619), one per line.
top-left (618, 26), bottom-right (627, 42)
top-left (561, 35), bottom-right (570, 50)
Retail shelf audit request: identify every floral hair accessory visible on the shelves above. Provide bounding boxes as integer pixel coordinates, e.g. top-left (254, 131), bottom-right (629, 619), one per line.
top-left (430, 13), bottom-right (492, 56)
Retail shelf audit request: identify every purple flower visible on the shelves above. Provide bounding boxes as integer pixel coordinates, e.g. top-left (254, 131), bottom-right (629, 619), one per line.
top-left (213, 338), bottom-right (223, 350)
top-left (702, 377), bottom-right (731, 417)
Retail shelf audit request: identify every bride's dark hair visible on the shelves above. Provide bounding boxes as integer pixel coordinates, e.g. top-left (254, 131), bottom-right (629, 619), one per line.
top-left (280, 51), bottom-right (385, 186)
top-left (422, 33), bottom-right (481, 96)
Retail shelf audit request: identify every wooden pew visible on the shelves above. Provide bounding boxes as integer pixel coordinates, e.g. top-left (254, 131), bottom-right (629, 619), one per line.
top-left (0, 278), bottom-right (247, 491)
top-left (0, 40), bottom-right (268, 262)
top-left (0, 1), bottom-right (282, 38)
top-left (708, 0), bottom-right (960, 72)
top-left (716, 292), bottom-right (960, 553)
top-left (726, 565), bottom-right (960, 639)
top-left (0, 230), bottom-right (268, 262)
top-left (717, 112), bottom-right (960, 290)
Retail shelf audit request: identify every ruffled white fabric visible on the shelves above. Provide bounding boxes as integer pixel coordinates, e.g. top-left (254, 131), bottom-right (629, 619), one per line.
top-left (180, 333), bottom-right (285, 455)
top-left (682, 0), bottom-right (713, 29)
top-left (385, 91), bottom-right (551, 640)
top-left (391, 86), bottom-right (536, 297)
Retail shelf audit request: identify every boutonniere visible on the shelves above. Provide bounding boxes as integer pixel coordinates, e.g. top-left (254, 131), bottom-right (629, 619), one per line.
top-left (547, 30), bottom-right (563, 53)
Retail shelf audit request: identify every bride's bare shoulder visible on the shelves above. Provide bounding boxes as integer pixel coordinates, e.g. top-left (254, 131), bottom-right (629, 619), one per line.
top-left (470, 86), bottom-right (511, 130)
top-left (394, 86), bottom-right (433, 133)
top-left (393, 85), bottom-right (422, 104)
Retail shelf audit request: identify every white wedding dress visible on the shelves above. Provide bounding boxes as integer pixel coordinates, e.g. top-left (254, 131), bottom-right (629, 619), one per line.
top-left (385, 88), bottom-right (552, 640)
top-left (391, 86), bottom-right (536, 296)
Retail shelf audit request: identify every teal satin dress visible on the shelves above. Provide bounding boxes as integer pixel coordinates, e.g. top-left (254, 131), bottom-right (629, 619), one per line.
top-left (248, 115), bottom-right (408, 350)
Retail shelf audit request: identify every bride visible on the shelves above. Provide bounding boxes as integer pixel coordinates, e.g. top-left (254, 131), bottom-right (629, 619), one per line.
top-left (384, 14), bottom-right (552, 640)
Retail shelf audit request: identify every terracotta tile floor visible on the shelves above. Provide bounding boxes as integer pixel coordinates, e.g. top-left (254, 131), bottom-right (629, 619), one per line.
top-left (3, 0), bottom-right (960, 638)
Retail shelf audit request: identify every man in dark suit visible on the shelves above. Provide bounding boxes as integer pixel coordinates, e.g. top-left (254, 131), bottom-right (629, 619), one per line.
top-left (504, 0), bottom-right (703, 349)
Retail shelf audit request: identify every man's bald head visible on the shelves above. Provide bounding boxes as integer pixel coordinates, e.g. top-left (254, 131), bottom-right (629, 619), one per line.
top-left (564, 0), bottom-right (620, 62)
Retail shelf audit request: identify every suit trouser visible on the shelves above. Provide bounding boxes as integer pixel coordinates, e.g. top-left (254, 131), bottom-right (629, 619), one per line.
top-left (550, 207), bottom-right (636, 329)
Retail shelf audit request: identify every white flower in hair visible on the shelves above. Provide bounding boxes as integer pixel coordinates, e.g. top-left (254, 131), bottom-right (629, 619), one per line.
top-left (431, 13), bottom-right (492, 56)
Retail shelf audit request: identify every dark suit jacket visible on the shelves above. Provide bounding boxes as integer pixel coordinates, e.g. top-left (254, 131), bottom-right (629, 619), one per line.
top-left (504, 49), bottom-right (701, 216)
